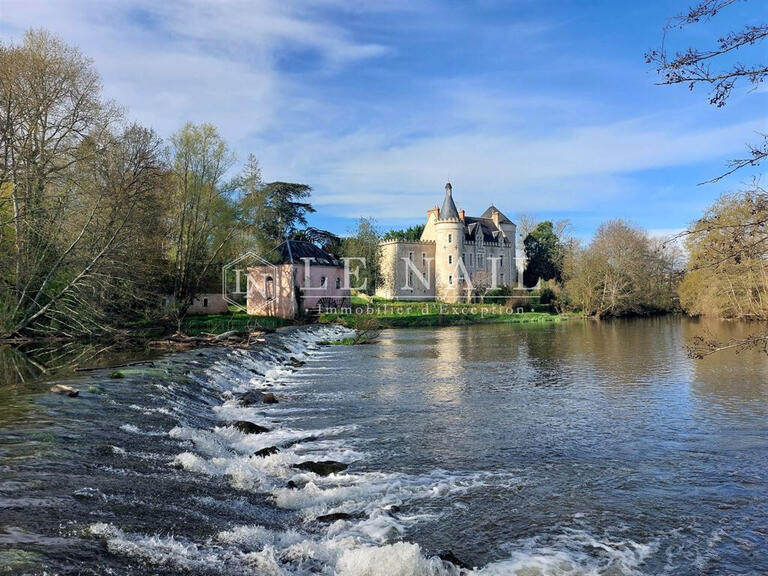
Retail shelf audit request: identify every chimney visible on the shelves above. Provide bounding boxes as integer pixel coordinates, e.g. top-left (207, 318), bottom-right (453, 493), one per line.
top-left (427, 204), bottom-right (440, 220)
top-left (458, 209), bottom-right (465, 222)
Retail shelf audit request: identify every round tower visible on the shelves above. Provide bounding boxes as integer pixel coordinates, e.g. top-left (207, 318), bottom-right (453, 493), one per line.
top-left (434, 182), bottom-right (464, 303)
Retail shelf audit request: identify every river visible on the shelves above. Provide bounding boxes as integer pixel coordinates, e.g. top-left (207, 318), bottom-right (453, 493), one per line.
top-left (0, 318), bottom-right (766, 575)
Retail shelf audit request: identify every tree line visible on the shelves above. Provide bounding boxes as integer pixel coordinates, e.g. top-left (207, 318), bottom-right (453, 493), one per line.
top-left (0, 30), bottom-right (316, 338)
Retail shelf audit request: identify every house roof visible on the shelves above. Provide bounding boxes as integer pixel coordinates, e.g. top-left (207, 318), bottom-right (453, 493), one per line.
top-left (480, 204), bottom-right (512, 224)
top-left (270, 240), bottom-right (342, 266)
top-left (464, 217), bottom-right (508, 244)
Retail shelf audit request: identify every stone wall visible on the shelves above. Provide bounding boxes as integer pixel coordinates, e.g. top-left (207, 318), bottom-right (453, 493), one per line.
top-left (375, 240), bottom-right (436, 300)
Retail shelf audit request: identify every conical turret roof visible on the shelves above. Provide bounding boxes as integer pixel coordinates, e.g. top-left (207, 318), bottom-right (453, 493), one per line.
top-left (439, 182), bottom-right (459, 220)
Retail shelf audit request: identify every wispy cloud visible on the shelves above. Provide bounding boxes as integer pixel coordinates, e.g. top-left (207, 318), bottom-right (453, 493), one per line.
top-left (1, 0), bottom-right (389, 138)
top-left (1, 0), bottom-right (765, 236)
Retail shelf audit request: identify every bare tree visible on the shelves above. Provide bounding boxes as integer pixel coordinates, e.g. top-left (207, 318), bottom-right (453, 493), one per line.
top-left (647, 0), bottom-right (767, 181)
top-left (515, 213), bottom-right (538, 246)
top-left (564, 220), bottom-right (679, 317)
top-left (0, 30), bottom-right (166, 338)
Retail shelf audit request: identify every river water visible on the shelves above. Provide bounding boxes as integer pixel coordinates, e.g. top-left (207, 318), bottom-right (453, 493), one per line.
top-left (0, 318), bottom-right (766, 575)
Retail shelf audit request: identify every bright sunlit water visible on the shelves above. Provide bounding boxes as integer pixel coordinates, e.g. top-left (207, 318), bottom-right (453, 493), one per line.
top-left (1, 318), bottom-right (766, 575)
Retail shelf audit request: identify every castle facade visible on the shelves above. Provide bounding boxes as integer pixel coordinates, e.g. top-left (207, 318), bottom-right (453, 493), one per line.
top-left (376, 183), bottom-right (517, 303)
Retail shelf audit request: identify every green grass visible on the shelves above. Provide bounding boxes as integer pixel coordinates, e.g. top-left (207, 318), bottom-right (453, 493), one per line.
top-left (317, 300), bottom-right (566, 328)
top-left (180, 312), bottom-right (293, 336)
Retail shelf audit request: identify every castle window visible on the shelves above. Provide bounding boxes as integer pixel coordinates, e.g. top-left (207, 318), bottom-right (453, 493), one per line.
top-left (448, 233), bottom-right (452, 243)
top-left (203, 297), bottom-right (208, 308)
top-left (448, 275), bottom-right (453, 285)
top-left (462, 253), bottom-right (465, 263)
top-left (408, 251), bottom-right (413, 261)
top-left (321, 276), bottom-right (327, 288)
top-left (422, 252), bottom-right (426, 266)
top-left (500, 254), bottom-right (504, 268)
top-left (500, 273), bottom-right (504, 283)
top-left (335, 277), bottom-right (341, 289)
top-left (408, 271), bottom-right (413, 288)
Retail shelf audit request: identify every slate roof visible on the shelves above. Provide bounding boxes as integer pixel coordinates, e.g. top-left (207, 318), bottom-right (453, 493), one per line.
top-left (480, 204), bottom-right (512, 223)
top-left (269, 240), bottom-right (343, 266)
top-left (464, 217), bottom-right (507, 244)
top-left (439, 183), bottom-right (460, 220)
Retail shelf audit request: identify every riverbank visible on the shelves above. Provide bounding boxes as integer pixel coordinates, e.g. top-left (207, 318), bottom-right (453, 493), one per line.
top-left (317, 299), bottom-right (567, 328)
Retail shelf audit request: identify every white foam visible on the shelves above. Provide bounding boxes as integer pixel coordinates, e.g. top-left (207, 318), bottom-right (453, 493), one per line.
top-left (336, 542), bottom-right (454, 576)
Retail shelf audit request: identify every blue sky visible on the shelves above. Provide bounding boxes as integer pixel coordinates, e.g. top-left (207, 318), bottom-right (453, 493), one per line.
top-left (2, 0), bottom-right (766, 240)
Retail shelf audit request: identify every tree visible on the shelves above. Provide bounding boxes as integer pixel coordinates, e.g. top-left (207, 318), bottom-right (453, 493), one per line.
top-left (167, 122), bottom-right (236, 326)
top-left (563, 220), bottom-right (679, 317)
top-left (680, 185), bottom-right (768, 319)
top-left (239, 176), bottom-right (315, 251)
top-left (0, 30), bottom-right (164, 338)
top-left (291, 227), bottom-right (341, 255)
top-left (647, 0), bottom-right (767, 181)
top-left (523, 221), bottom-right (563, 286)
top-left (515, 213), bottom-right (539, 246)
top-left (382, 224), bottom-right (425, 241)
top-left (340, 217), bottom-right (380, 295)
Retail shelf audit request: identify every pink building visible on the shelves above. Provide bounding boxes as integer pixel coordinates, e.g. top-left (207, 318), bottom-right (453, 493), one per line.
top-left (247, 240), bottom-right (350, 319)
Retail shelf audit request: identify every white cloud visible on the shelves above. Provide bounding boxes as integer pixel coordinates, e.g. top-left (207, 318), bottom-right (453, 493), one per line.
top-left (0, 0), bottom-right (387, 139)
top-left (255, 113), bottom-right (766, 218)
top-left (2, 0), bottom-right (764, 233)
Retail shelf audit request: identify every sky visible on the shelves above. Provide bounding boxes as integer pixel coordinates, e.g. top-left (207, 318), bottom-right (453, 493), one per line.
top-left (1, 0), bottom-right (766, 240)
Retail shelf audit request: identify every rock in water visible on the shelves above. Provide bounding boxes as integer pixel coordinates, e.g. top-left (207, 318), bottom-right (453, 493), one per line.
top-left (238, 390), bottom-right (279, 405)
top-left (316, 512), bottom-right (355, 523)
top-left (253, 446), bottom-right (279, 458)
top-left (49, 385), bottom-right (79, 398)
top-left (293, 461), bottom-right (348, 476)
top-left (238, 390), bottom-right (264, 406)
top-left (438, 550), bottom-right (470, 570)
top-left (232, 421), bottom-right (270, 434)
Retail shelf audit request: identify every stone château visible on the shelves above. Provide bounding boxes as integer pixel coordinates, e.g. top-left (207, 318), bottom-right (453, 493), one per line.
top-left (376, 183), bottom-right (517, 303)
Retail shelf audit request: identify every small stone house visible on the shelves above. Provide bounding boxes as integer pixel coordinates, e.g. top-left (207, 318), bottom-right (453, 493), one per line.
top-left (247, 240), bottom-right (350, 318)
top-left (161, 293), bottom-right (229, 315)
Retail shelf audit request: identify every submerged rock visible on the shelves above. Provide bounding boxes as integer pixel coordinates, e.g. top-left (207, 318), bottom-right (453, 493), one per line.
top-left (253, 446), bottom-right (279, 458)
top-left (286, 480), bottom-right (299, 489)
top-left (232, 421), bottom-right (270, 434)
top-left (438, 550), bottom-right (470, 570)
top-left (261, 392), bottom-right (278, 404)
top-left (49, 384), bottom-right (79, 397)
top-left (288, 357), bottom-right (306, 367)
top-left (293, 460), bottom-right (347, 476)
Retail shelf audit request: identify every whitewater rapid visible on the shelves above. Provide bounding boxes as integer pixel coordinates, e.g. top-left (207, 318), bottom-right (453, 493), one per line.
top-left (85, 325), bottom-right (657, 576)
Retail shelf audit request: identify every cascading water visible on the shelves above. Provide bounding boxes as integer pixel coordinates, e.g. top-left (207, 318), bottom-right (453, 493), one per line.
top-left (2, 319), bottom-right (767, 575)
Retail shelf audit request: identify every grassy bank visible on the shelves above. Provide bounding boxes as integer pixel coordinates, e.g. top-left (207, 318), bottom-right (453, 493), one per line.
top-left (179, 313), bottom-right (293, 336)
top-left (317, 299), bottom-right (567, 329)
